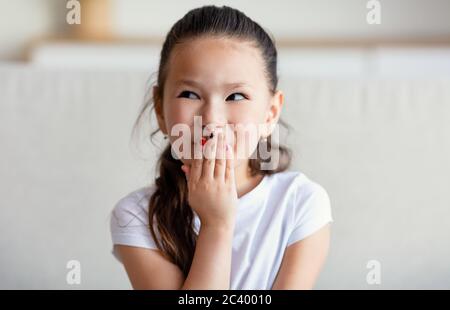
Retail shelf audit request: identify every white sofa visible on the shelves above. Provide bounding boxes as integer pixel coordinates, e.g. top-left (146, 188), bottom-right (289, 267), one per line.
top-left (0, 63), bottom-right (449, 289)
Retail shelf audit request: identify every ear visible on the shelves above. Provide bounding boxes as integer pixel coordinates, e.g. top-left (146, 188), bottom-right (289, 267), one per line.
top-left (153, 86), bottom-right (168, 135)
top-left (263, 90), bottom-right (284, 137)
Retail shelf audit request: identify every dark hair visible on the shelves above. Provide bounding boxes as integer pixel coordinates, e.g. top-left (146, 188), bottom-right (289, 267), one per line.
top-left (133, 5), bottom-right (291, 277)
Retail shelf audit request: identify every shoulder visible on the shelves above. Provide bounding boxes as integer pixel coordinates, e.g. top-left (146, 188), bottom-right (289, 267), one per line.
top-left (292, 171), bottom-right (331, 210)
top-left (111, 185), bottom-right (156, 228)
top-left (109, 185), bottom-right (159, 261)
top-left (273, 171), bottom-right (332, 246)
top-left (267, 170), bottom-right (329, 203)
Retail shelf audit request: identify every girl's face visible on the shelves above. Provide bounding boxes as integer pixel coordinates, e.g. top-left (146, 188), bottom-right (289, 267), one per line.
top-left (155, 36), bottom-right (283, 168)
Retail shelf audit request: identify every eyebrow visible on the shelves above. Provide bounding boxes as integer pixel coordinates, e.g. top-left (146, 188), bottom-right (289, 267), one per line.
top-left (175, 79), bottom-right (251, 89)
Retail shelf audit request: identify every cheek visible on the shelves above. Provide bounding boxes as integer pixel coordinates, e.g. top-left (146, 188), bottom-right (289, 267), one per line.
top-left (228, 102), bottom-right (267, 135)
top-left (165, 102), bottom-right (196, 129)
top-left (225, 106), bottom-right (267, 158)
top-left (229, 123), bottom-right (263, 160)
top-left (234, 131), bottom-right (260, 160)
top-left (228, 100), bottom-right (267, 123)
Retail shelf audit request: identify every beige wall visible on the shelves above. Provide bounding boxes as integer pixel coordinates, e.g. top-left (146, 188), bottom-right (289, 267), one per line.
top-left (1, 0), bottom-right (450, 60)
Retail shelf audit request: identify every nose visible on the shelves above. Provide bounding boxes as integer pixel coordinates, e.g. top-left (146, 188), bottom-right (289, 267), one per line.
top-left (200, 100), bottom-right (227, 135)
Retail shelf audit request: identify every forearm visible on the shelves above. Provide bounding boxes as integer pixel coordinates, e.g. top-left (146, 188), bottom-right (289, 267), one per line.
top-left (181, 224), bottom-right (234, 289)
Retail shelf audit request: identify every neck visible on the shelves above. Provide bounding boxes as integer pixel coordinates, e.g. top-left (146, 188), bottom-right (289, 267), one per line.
top-left (234, 160), bottom-right (264, 198)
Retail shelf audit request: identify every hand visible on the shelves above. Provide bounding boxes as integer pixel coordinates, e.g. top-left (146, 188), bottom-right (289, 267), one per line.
top-left (181, 132), bottom-right (237, 229)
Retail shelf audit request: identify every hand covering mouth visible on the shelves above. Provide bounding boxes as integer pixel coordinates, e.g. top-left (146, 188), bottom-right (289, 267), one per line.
top-left (201, 132), bottom-right (214, 146)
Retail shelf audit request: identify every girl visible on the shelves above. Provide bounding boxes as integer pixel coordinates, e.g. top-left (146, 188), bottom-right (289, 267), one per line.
top-left (110, 5), bottom-right (333, 290)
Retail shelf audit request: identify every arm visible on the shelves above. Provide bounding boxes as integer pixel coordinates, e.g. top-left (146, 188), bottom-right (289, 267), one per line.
top-left (182, 224), bottom-right (234, 289)
top-left (116, 223), bottom-right (234, 290)
top-left (271, 224), bottom-right (331, 290)
top-left (117, 132), bottom-right (236, 289)
top-left (116, 245), bottom-right (184, 290)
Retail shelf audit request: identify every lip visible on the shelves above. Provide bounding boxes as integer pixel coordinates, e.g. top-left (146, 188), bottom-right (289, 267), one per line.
top-left (191, 132), bottom-right (223, 146)
top-left (197, 133), bottom-right (214, 146)
top-left (190, 137), bottom-right (208, 145)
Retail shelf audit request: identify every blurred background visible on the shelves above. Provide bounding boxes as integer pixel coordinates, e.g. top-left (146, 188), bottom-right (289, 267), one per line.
top-left (0, 0), bottom-right (449, 289)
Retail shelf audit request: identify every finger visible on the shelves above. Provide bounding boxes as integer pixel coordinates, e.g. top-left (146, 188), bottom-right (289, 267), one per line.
top-left (181, 165), bottom-right (190, 181)
top-left (225, 142), bottom-right (235, 183)
top-left (190, 141), bottom-right (203, 182)
top-left (214, 131), bottom-right (226, 180)
top-left (201, 132), bottom-right (218, 179)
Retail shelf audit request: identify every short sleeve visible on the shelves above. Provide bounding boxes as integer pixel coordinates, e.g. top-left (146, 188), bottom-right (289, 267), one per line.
top-left (287, 182), bottom-right (333, 246)
top-left (109, 187), bottom-right (160, 262)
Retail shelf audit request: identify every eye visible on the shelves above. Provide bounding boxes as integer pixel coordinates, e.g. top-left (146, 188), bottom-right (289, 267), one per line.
top-left (177, 90), bottom-right (200, 100)
top-left (226, 93), bottom-right (247, 101)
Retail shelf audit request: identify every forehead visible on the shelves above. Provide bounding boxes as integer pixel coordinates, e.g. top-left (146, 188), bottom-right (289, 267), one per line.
top-left (165, 37), bottom-right (266, 88)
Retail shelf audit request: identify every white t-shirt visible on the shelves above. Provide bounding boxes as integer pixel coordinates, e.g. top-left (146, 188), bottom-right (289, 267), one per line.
top-left (110, 170), bottom-right (333, 290)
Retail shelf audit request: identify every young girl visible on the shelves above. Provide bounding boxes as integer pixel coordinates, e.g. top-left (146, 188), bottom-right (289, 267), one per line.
top-left (110, 5), bottom-right (333, 290)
